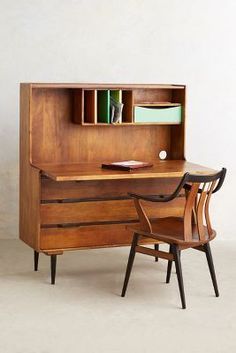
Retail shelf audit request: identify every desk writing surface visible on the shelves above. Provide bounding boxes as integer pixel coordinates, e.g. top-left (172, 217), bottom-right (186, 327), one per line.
top-left (34, 160), bottom-right (217, 182)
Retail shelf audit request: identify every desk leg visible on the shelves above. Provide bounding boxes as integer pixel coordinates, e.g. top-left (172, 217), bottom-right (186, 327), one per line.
top-left (50, 255), bottom-right (57, 285)
top-left (34, 251), bottom-right (39, 271)
top-left (154, 244), bottom-right (159, 262)
top-left (45, 251), bottom-right (63, 285)
top-left (166, 245), bottom-right (173, 283)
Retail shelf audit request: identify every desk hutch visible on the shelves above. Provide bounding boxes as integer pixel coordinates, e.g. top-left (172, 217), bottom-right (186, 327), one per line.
top-left (20, 83), bottom-right (215, 283)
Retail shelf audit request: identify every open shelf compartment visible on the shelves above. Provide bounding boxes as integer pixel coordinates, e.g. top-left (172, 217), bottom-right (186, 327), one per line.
top-left (72, 86), bottom-right (184, 126)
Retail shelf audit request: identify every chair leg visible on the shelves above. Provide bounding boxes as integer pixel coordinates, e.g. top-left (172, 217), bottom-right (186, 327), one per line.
top-left (204, 243), bottom-right (219, 297)
top-left (34, 251), bottom-right (39, 271)
top-left (50, 255), bottom-right (57, 285)
top-left (121, 233), bottom-right (139, 297)
top-left (172, 245), bottom-right (186, 309)
top-left (154, 243), bottom-right (159, 262)
top-left (166, 244), bottom-right (173, 283)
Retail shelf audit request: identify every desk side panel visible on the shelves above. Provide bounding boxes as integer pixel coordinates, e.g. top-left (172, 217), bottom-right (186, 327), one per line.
top-left (20, 84), bottom-right (40, 250)
top-left (170, 87), bottom-right (186, 159)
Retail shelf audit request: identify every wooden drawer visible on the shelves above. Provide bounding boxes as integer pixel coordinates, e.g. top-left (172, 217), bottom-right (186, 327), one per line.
top-left (40, 198), bottom-right (184, 225)
top-left (40, 223), bottom-right (158, 251)
top-left (40, 177), bottom-right (185, 251)
top-left (41, 177), bottom-right (182, 201)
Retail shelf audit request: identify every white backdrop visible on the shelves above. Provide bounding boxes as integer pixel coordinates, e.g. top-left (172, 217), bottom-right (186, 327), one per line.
top-left (0, 0), bottom-right (235, 239)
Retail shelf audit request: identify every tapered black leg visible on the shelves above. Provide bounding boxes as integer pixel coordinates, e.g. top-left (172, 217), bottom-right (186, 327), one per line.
top-left (166, 245), bottom-right (173, 283)
top-left (34, 251), bottom-right (39, 271)
top-left (50, 255), bottom-right (57, 285)
top-left (154, 243), bottom-right (159, 262)
top-left (121, 233), bottom-right (139, 297)
top-left (204, 243), bottom-right (219, 297)
top-left (173, 245), bottom-right (186, 309)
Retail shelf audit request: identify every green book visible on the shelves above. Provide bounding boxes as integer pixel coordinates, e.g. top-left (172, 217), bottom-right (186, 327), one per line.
top-left (134, 106), bottom-right (182, 123)
top-left (97, 90), bottom-right (110, 123)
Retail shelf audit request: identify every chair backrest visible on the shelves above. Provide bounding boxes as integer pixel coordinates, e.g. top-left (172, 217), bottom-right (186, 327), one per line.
top-left (182, 168), bottom-right (226, 242)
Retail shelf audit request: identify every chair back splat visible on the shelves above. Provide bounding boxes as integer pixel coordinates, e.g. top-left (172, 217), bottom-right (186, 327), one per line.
top-left (128, 167), bottom-right (226, 244)
top-left (183, 168), bottom-right (226, 243)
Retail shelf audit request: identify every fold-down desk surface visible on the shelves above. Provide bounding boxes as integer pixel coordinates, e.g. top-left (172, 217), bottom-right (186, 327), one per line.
top-left (34, 160), bottom-right (217, 182)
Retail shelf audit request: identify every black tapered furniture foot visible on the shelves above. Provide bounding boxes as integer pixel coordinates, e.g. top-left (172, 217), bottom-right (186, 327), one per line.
top-left (154, 243), bottom-right (159, 262)
top-left (204, 243), bottom-right (219, 297)
top-left (34, 251), bottom-right (39, 271)
top-left (121, 233), bottom-right (139, 297)
top-left (166, 245), bottom-right (173, 283)
top-left (50, 255), bottom-right (57, 285)
top-left (172, 245), bottom-right (186, 309)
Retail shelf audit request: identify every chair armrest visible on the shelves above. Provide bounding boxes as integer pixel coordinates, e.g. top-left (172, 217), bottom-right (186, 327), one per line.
top-left (128, 173), bottom-right (190, 203)
top-left (128, 192), bottom-right (175, 203)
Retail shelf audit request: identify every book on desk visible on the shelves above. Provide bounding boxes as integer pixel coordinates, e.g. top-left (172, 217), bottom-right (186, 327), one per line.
top-left (102, 160), bottom-right (153, 171)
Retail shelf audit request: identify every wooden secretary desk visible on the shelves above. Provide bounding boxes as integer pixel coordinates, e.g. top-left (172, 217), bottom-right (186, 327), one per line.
top-left (20, 83), bottom-right (216, 284)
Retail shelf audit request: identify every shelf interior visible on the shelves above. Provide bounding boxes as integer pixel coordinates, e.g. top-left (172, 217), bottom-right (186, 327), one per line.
top-left (84, 90), bottom-right (97, 124)
top-left (73, 87), bottom-right (184, 126)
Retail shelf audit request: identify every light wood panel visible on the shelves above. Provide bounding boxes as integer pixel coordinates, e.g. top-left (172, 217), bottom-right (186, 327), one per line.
top-left (30, 83), bottom-right (185, 89)
top-left (133, 88), bottom-right (173, 104)
top-left (41, 177), bottom-right (182, 200)
top-left (36, 161), bottom-right (217, 182)
top-left (20, 84), bottom-right (41, 250)
top-left (31, 88), bottom-right (171, 164)
top-left (40, 223), bottom-right (160, 251)
top-left (40, 198), bottom-right (184, 225)
top-left (170, 88), bottom-right (186, 159)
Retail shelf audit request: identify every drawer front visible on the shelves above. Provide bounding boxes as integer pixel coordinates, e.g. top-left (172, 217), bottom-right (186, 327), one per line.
top-left (40, 223), bottom-right (158, 251)
top-left (40, 177), bottom-right (184, 251)
top-left (41, 178), bottom-right (182, 201)
top-left (134, 106), bottom-right (181, 123)
top-left (40, 198), bottom-right (184, 225)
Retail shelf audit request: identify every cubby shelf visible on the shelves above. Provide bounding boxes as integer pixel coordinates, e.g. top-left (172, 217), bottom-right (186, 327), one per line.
top-left (72, 86), bottom-right (184, 126)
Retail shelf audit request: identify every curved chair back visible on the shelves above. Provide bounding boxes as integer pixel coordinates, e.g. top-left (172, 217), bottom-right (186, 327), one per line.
top-left (182, 168), bottom-right (226, 242)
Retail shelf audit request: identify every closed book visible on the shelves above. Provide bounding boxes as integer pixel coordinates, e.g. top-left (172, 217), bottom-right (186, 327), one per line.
top-left (102, 160), bottom-right (153, 171)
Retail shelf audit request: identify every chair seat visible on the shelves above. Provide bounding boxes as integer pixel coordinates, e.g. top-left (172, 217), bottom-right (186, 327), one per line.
top-left (127, 217), bottom-right (216, 247)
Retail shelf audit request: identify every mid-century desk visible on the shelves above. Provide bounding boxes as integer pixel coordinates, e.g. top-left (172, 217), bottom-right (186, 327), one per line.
top-left (19, 83), bottom-right (216, 282)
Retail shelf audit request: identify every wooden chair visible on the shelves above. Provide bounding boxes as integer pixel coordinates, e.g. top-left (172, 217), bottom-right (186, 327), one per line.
top-left (121, 168), bottom-right (226, 309)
